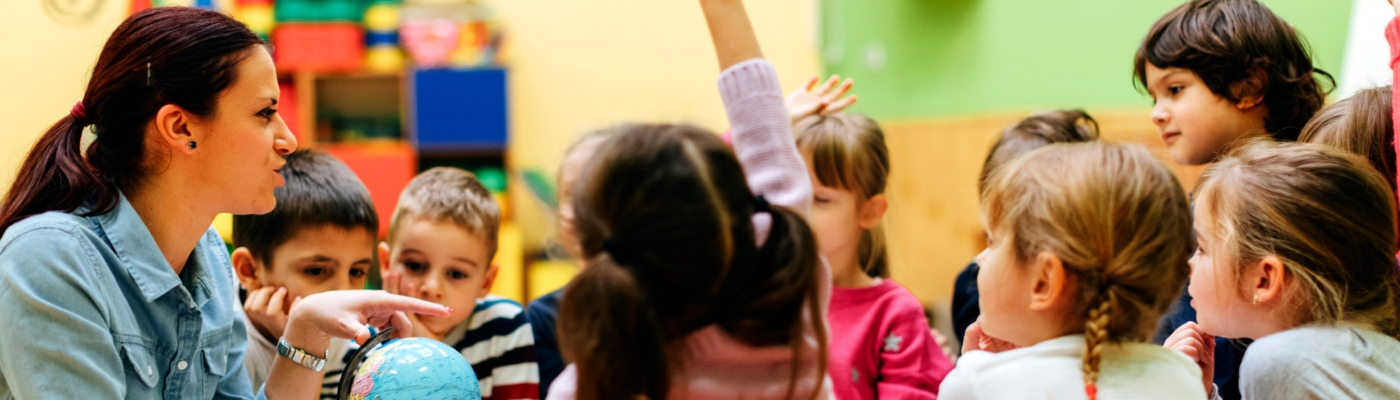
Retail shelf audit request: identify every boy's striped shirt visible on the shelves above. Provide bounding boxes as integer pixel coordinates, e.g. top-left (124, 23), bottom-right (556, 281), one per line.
top-left (445, 295), bottom-right (540, 400)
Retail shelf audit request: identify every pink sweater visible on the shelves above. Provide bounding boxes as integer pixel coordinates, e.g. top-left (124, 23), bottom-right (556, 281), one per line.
top-left (546, 58), bottom-right (832, 400)
top-left (829, 280), bottom-right (953, 400)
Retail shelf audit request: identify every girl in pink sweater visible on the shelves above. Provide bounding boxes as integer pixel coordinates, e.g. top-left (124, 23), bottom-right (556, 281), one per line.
top-left (793, 113), bottom-right (953, 399)
top-left (544, 0), bottom-right (832, 399)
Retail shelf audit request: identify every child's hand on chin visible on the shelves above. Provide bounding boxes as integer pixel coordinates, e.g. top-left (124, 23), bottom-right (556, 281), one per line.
top-left (383, 271), bottom-right (444, 341)
top-left (961, 320), bottom-right (1018, 354)
top-left (244, 286), bottom-right (300, 339)
top-left (1164, 321), bottom-right (1215, 396)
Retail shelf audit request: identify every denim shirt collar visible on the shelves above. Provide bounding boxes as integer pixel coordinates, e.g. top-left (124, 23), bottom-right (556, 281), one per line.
top-left (87, 193), bottom-right (216, 307)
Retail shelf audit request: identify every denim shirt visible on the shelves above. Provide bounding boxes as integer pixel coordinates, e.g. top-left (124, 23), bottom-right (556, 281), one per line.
top-left (0, 194), bottom-right (255, 399)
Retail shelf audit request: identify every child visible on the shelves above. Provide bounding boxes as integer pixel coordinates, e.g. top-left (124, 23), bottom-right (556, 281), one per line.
top-left (547, 0), bottom-right (829, 398)
top-left (231, 149), bottom-right (378, 398)
top-left (530, 73), bottom-right (856, 399)
top-left (526, 130), bottom-right (612, 398)
top-left (380, 167), bottom-right (539, 400)
top-left (950, 110), bottom-right (1100, 344)
top-left (794, 112), bottom-right (953, 399)
top-left (1299, 86), bottom-right (1395, 191)
top-left (1164, 141), bottom-right (1400, 398)
top-left (1134, 0), bottom-right (1331, 165)
top-left (1134, 1), bottom-right (1332, 396)
top-left (940, 142), bottom-right (1203, 400)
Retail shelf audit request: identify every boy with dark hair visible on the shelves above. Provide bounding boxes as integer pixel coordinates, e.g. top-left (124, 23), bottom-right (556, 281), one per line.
top-left (1134, 0), bottom-right (1333, 165)
top-left (232, 149), bottom-right (379, 399)
top-left (1132, 1), bottom-right (1332, 398)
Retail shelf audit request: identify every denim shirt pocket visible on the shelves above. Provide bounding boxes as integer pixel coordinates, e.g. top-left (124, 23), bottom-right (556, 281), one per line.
top-left (119, 342), bottom-right (161, 392)
top-left (198, 328), bottom-right (232, 398)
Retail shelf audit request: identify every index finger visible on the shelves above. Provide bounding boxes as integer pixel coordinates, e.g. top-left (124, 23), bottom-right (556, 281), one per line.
top-left (363, 292), bottom-right (452, 317)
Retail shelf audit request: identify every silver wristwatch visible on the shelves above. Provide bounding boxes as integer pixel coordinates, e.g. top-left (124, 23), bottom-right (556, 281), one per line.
top-left (276, 337), bottom-right (328, 372)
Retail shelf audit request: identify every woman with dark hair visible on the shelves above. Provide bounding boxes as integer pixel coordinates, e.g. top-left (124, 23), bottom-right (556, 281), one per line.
top-left (0, 7), bottom-right (447, 399)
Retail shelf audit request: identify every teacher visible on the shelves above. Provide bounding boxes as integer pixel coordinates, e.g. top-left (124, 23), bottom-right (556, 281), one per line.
top-left (0, 7), bottom-right (447, 399)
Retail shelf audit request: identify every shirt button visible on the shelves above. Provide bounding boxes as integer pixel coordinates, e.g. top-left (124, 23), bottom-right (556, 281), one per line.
top-left (177, 360), bottom-right (188, 370)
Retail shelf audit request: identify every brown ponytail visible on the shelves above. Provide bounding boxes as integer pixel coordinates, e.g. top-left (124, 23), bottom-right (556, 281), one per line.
top-left (560, 123), bottom-right (827, 400)
top-left (0, 7), bottom-right (261, 235)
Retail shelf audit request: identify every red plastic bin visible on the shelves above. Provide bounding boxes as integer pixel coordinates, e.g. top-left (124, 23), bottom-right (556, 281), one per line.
top-left (321, 142), bottom-right (417, 239)
top-left (272, 23), bottom-right (365, 72)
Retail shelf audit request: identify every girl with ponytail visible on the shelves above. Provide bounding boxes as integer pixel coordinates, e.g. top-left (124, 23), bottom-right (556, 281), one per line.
top-left (0, 7), bottom-right (447, 399)
top-left (548, 0), bottom-right (829, 399)
top-left (939, 142), bottom-right (1204, 400)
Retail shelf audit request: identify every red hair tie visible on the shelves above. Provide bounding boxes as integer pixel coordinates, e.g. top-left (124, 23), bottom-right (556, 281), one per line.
top-left (70, 101), bottom-right (88, 123)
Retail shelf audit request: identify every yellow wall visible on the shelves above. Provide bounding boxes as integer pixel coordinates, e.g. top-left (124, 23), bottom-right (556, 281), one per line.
top-left (493, 0), bottom-right (822, 257)
top-left (0, 1), bottom-right (128, 192)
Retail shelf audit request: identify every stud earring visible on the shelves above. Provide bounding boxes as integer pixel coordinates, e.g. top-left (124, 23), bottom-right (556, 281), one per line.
top-left (1252, 294), bottom-right (1258, 305)
top-left (187, 141), bottom-right (197, 150)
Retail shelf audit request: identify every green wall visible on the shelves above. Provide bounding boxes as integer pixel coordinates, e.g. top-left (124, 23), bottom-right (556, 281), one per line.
top-left (822, 0), bottom-right (1352, 120)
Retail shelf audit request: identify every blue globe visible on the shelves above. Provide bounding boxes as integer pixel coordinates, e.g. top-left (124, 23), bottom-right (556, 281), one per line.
top-left (346, 337), bottom-right (481, 400)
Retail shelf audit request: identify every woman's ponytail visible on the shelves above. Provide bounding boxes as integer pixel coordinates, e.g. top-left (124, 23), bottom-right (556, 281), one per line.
top-left (0, 110), bottom-right (112, 235)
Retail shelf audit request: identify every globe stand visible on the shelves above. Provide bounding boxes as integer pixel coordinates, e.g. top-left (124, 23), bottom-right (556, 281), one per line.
top-left (337, 326), bottom-right (398, 400)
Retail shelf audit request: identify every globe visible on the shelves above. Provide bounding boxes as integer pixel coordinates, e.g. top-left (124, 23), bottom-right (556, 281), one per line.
top-left (345, 337), bottom-right (481, 400)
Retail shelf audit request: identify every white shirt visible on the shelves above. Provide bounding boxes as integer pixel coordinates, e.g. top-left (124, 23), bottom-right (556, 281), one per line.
top-left (939, 334), bottom-right (1205, 400)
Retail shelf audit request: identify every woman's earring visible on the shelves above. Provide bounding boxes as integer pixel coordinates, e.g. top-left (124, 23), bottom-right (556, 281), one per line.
top-left (1252, 294), bottom-right (1258, 305)
top-left (187, 141), bottom-right (197, 150)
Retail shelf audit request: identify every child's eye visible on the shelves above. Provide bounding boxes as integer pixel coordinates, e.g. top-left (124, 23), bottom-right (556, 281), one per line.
top-left (349, 268), bottom-right (368, 278)
top-left (1168, 86), bottom-right (1183, 96)
top-left (404, 261), bottom-right (428, 273)
top-left (303, 267), bottom-right (327, 277)
top-left (447, 270), bottom-right (468, 280)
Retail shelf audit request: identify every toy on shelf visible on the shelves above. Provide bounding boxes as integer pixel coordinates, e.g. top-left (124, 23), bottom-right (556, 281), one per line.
top-left (272, 23), bottom-right (366, 72)
top-left (400, 1), bottom-right (503, 69)
top-left (275, 0), bottom-right (366, 22)
top-left (363, 0), bottom-right (406, 72)
top-left (234, 0), bottom-right (275, 40)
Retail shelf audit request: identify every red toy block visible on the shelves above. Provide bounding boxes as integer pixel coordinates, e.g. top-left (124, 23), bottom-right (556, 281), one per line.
top-left (277, 79), bottom-right (303, 143)
top-left (236, 0), bottom-right (273, 5)
top-left (272, 23), bottom-right (365, 73)
top-left (321, 142), bottom-right (417, 238)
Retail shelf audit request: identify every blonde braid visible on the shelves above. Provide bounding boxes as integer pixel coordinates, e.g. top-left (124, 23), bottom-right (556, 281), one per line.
top-left (1081, 289), bottom-right (1114, 400)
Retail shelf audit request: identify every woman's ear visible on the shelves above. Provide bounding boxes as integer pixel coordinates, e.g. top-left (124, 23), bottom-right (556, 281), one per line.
top-left (859, 194), bottom-right (889, 230)
top-left (151, 103), bottom-right (197, 155)
top-left (231, 247), bottom-right (263, 291)
top-left (1249, 255), bottom-right (1287, 305)
top-left (1028, 252), bottom-right (1073, 312)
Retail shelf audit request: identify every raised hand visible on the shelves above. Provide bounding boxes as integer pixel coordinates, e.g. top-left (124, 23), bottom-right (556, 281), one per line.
top-left (786, 75), bottom-right (857, 123)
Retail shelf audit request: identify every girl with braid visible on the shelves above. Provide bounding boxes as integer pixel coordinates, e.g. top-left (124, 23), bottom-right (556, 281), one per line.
top-left (939, 142), bottom-right (1205, 400)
